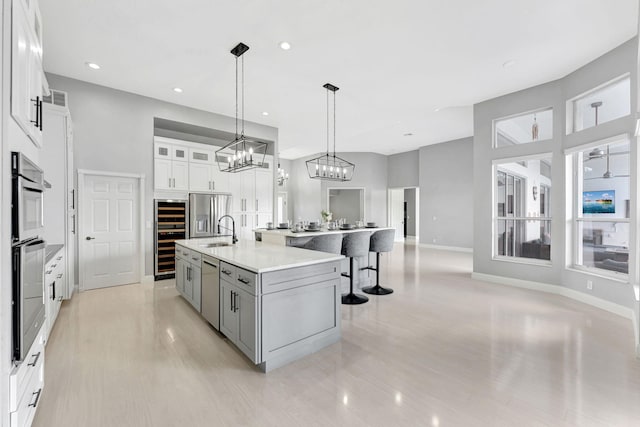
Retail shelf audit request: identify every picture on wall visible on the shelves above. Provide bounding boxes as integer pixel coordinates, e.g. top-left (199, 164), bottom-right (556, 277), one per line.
top-left (583, 190), bottom-right (615, 214)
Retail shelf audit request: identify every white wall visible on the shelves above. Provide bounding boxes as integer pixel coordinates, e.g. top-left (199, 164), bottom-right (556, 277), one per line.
top-left (46, 73), bottom-right (279, 278)
top-left (473, 38), bottom-right (638, 311)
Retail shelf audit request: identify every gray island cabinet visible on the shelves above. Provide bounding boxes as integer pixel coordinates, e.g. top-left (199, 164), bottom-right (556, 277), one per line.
top-left (175, 239), bottom-right (344, 372)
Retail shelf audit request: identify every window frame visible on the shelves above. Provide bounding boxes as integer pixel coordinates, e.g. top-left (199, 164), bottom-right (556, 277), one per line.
top-left (492, 153), bottom-right (553, 265)
top-left (493, 107), bottom-right (554, 148)
top-left (565, 134), bottom-right (631, 280)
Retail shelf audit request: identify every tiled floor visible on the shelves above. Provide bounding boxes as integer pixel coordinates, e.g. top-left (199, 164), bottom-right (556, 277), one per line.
top-left (33, 244), bottom-right (640, 426)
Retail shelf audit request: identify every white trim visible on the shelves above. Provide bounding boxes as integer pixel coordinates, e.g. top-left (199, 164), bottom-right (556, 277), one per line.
top-left (78, 170), bottom-right (146, 289)
top-left (632, 308), bottom-right (639, 358)
top-left (142, 275), bottom-right (154, 284)
top-left (420, 243), bottom-right (473, 253)
top-left (77, 168), bottom-right (145, 179)
top-left (492, 255), bottom-right (552, 267)
top-left (472, 273), bottom-right (637, 343)
top-left (563, 133), bottom-right (630, 155)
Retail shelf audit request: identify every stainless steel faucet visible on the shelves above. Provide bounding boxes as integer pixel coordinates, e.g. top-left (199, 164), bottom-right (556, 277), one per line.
top-left (217, 215), bottom-right (238, 244)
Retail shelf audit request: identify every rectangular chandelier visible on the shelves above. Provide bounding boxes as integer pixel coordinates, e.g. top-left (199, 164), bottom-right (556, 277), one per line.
top-left (216, 137), bottom-right (268, 173)
top-left (305, 153), bottom-right (355, 181)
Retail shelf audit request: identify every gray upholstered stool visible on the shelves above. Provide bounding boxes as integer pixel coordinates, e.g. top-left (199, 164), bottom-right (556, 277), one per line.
top-left (362, 229), bottom-right (395, 295)
top-left (299, 234), bottom-right (343, 254)
top-left (340, 232), bottom-right (370, 305)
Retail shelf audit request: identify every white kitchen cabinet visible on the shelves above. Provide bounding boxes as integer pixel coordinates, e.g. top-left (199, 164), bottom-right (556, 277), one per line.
top-left (255, 168), bottom-right (273, 214)
top-left (42, 99), bottom-right (76, 299)
top-left (11, 0), bottom-right (46, 148)
top-left (44, 250), bottom-right (65, 340)
top-left (9, 324), bottom-right (45, 427)
top-left (220, 281), bottom-right (238, 340)
top-left (211, 166), bottom-right (230, 193)
top-left (189, 163), bottom-right (214, 192)
top-left (256, 212), bottom-right (272, 230)
top-left (154, 158), bottom-right (189, 191)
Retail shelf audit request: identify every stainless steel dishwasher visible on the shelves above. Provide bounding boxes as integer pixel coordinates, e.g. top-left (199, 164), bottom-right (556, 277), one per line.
top-left (201, 255), bottom-right (220, 330)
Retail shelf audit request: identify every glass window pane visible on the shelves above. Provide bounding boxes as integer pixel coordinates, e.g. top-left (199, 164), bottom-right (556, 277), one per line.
top-left (495, 108), bottom-right (553, 147)
top-left (578, 220), bottom-right (629, 274)
top-left (572, 76), bottom-right (630, 133)
top-left (494, 156), bottom-right (552, 262)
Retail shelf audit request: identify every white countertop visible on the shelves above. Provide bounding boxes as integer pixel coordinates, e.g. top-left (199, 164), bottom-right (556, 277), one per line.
top-left (255, 226), bottom-right (394, 238)
top-left (175, 238), bottom-right (344, 273)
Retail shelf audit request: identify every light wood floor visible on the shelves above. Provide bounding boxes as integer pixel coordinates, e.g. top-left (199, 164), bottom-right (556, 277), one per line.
top-left (33, 244), bottom-right (640, 427)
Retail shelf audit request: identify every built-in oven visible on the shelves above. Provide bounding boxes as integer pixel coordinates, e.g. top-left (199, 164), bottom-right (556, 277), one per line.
top-left (11, 152), bottom-right (44, 243)
top-left (12, 238), bottom-right (46, 362)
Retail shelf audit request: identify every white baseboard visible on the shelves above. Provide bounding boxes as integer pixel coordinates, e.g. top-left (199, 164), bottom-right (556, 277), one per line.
top-left (420, 243), bottom-right (473, 253)
top-left (472, 272), bottom-right (639, 353)
top-left (141, 275), bottom-right (154, 284)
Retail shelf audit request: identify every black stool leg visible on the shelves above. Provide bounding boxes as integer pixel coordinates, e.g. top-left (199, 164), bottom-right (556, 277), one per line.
top-left (362, 252), bottom-right (393, 295)
top-left (342, 257), bottom-right (369, 305)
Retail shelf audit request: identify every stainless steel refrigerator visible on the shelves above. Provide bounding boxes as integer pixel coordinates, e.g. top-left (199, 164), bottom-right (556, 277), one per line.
top-left (189, 193), bottom-right (232, 238)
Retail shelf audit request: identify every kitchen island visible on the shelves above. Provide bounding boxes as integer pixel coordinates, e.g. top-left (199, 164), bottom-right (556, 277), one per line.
top-left (255, 227), bottom-right (395, 289)
top-left (175, 238), bottom-right (344, 372)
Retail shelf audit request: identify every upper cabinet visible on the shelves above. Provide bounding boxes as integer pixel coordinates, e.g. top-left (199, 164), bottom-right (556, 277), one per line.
top-left (11, 0), bottom-right (46, 147)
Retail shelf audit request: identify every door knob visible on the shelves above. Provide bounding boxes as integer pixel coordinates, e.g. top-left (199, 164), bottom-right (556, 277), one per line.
top-left (85, 236), bottom-right (96, 240)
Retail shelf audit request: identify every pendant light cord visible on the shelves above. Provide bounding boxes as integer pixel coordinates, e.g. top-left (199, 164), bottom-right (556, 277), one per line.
top-left (333, 89), bottom-right (336, 159)
top-left (326, 87), bottom-right (330, 156)
top-left (241, 54), bottom-right (245, 138)
top-left (235, 56), bottom-right (238, 139)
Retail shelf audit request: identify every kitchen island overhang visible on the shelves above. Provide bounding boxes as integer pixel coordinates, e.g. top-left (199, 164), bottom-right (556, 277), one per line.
top-left (175, 238), bottom-right (344, 372)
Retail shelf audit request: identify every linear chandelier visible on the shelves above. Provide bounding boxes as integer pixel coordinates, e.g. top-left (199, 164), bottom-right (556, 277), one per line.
top-left (216, 42), bottom-right (268, 173)
top-left (306, 83), bottom-right (355, 181)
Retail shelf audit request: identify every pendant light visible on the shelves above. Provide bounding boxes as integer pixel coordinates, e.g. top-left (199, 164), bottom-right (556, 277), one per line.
top-left (216, 42), bottom-right (268, 173)
top-left (306, 83), bottom-right (355, 181)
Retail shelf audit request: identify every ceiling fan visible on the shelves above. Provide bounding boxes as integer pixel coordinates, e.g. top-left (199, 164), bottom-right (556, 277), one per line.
top-left (582, 101), bottom-right (629, 179)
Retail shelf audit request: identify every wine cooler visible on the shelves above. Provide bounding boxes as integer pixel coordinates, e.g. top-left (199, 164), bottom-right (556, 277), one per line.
top-left (154, 199), bottom-right (187, 280)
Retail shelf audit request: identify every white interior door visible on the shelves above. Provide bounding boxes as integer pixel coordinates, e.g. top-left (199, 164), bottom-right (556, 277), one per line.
top-left (389, 188), bottom-right (405, 242)
top-left (81, 174), bottom-right (140, 290)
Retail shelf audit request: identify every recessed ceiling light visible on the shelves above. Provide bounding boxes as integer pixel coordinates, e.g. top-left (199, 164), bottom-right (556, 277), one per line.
top-left (279, 41), bottom-right (291, 50)
top-left (434, 107), bottom-right (442, 112)
top-left (503, 60), bottom-right (516, 69)
top-left (86, 62), bottom-right (100, 70)
top-left (262, 111), bottom-right (269, 116)
top-left (173, 87), bottom-right (183, 93)
top-left (404, 132), bottom-right (413, 137)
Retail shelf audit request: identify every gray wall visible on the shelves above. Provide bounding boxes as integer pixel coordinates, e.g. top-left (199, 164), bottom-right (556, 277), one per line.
top-left (419, 137), bottom-right (474, 248)
top-left (473, 38), bottom-right (638, 310)
top-left (404, 188), bottom-right (417, 236)
top-left (290, 152), bottom-right (388, 226)
top-left (329, 189), bottom-right (363, 224)
top-left (388, 150), bottom-right (419, 188)
top-left (46, 73), bottom-right (278, 278)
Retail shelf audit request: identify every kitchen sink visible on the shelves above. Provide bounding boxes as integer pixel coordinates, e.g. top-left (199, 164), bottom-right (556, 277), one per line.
top-left (199, 242), bottom-right (231, 248)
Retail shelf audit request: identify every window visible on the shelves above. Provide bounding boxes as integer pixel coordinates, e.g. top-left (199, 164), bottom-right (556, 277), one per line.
top-left (494, 108), bottom-right (553, 147)
top-left (571, 138), bottom-right (630, 276)
top-left (568, 74), bottom-right (630, 134)
top-left (494, 156), bottom-right (552, 261)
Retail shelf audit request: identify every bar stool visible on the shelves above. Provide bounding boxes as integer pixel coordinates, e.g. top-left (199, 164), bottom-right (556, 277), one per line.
top-left (341, 232), bottom-right (370, 305)
top-left (299, 234), bottom-right (343, 254)
top-left (362, 229), bottom-right (395, 295)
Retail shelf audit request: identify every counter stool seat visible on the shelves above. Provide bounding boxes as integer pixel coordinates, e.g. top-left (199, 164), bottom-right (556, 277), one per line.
top-left (362, 229), bottom-right (395, 295)
top-left (341, 232), bottom-right (370, 305)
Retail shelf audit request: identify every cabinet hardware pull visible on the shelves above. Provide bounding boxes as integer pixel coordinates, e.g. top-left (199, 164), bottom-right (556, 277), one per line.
top-left (72, 214), bottom-right (76, 234)
top-left (56, 273), bottom-right (63, 279)
top-left (222, 269), bottom-right (232, 276)
top-left (172, 178), bottom-right (176, 187)
top-left (30, 96), bottom-right (40, 128)
top-left (39, 97), bottom-right (43, 131)
top-left (71, 189), bottom-right (75, 209)
top-left (256, 199), bottom-right (258, 211)
top-left (231, 290), bottom-right (235, 311)
top-left (45, 270), bottom-right (52, 275)
top-left (237, 277), bottom-right (250, 285)
top-left (56, 256), bottom-right (62, 261)
top-left (52, 281), bottom-right (56, 300)
top-left (169, 178), bottom-right (171, 188)
top-left (27, 352), bottom-right (41, 367)
top-left (51, 263), bottom-right (57, 268)
top-left (235, 292), bottom-right (239, 312)
top-left (28, 389), bottom-right (42, 408)
top-left (203, 260), bottom-right (217, 268)
top-left (85, 236), bottom-right (95, 240)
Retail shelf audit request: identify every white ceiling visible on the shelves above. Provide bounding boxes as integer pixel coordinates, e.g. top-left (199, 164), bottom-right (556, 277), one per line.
top-left (40, 0), bottom-right (638, 159)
